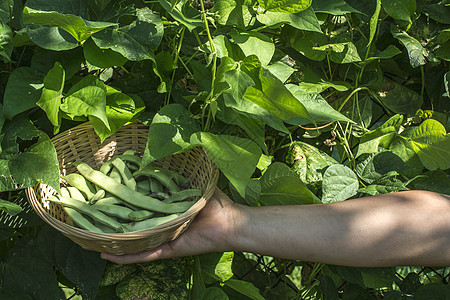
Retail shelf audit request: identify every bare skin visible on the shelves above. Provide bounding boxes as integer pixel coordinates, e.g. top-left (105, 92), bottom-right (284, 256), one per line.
top-left (101, 189), bottom-right (450, 267)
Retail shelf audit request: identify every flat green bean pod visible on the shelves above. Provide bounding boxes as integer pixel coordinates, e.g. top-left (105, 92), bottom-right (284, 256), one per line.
top-left (125, 214), bottom-right (180, 232)
top-left (63, 173), bottom-right (96, 200)
top-left (75, 162), bottom-right (195, 214)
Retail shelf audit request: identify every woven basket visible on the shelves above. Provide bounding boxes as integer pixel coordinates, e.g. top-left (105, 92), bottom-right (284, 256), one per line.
top-left (26, 122), bottom-right (219, 255)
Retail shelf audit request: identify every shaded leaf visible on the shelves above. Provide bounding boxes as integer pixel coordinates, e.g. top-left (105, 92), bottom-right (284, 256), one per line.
top-left (259, 162), bottom-right (317, 205)
top-left (2, 67), bottom-right (44, 119)
top-left (92, 8), bottom-right (163, 61)
top-left (83, 37), bottom-right (127, 68)
top-left (158, 0), bottom-right (203, 31)
top-left (0, 199), bottom-right (22, 216)
top-left (356, 151), bottom-right (407, 184)
top-left (258, 0), bottom-right (312, 13)
top-left (391, 26), bottom-right (428, 68)
top-left (223, 278), bottom-right (265, 300)
top-left (376, 77), bottom-right (423, 115)
top-left (358, 172), bottom-right (408, 196)
top-left (256, 6), bottom-right (321, 32)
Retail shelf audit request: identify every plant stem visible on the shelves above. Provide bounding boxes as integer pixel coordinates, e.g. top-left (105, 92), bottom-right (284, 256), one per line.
top-left (166, 26), bottom-right (186, 105)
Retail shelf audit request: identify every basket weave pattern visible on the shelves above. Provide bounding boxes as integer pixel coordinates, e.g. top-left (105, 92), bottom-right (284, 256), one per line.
top-left (26, 122), bottom-right (219, 255)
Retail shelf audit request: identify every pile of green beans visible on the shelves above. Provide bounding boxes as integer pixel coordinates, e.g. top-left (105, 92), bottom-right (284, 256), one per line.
top-left (48, 150), bottom-right (202, 233)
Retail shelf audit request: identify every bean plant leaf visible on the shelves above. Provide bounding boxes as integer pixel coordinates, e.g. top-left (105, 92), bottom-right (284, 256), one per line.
top-left (3, 238), bottom-right (59, 300)
top-left (143, 104), bottom-right (200, 165)
top-left (26, 25), bottom-right (79, 51)
top-left (391, 25), bottom-right (428, 68)
top-left (287, 141), bottom-right (337, 192)
top-left (198, 287), bottom-right (229, 299)
top-left (23, 5), bottom-right (115, 42)
top-left (92, 8), bottom-right (163, 61)
top-left (257, 0), bottom-right (312, 13)
top-left (244, 74), bottom-right (312, 122)
top-left (376, 77), bottom-right (423, 115)
top-left (407, 170), bottom-right (450, 195)
top-left (287, 84), bottom-right (353, 124)
top-left (357, 125), bottom-right (398, 157)
top-left (229, 30), bottom-right (275, 66)
top-left (83, 38), bottom-right (127, 68)
top-left (256, 6), bottom-right (321, 32)
top-left (292, 31), bottom-right (328, 61)
top-left (322, 164), bottom-right (359, 203)
top-left (358, 173), bottom-right (409, 195)
top-left (211, 0), bottom-right (254, 29)
top-left (0, 199), bottom-right (23, 216)
top-left (410, 119), bottom-right (450, 171)
top-left (422, 4), bottom-right (450, 25)
top-left (157, 0), bottom-right (203, 31)
top-left (356, 151), bottom-right (407, 184)
top-left (259, 162), bottom-right (317, 205)
top-left (190, 133), bottom-right (261, 196)
top-left (311, 0), bottom-right (361, 14)
top-left (200, 252), bottom-right (234, 284)
top-left (2, 67), bottom-right (44, 119)
top-left (382, 0), bottom-right (415, 23)
top-left (37, 226), bottom-right (106, 299)
top-left (90, 87), bottom-right (145, 142)
top-left (389, 133), bottom-right (423, 178)
top-left (223, 278), bottom-right (265, 300)
top-left (36, 62), bottom-right (65, 134)
top-left (368, 0), bottom-right (381, 49)
top-left (414, 283), bottom-right (450, 300)
top-left (60, 75), bottom-right (109, 130)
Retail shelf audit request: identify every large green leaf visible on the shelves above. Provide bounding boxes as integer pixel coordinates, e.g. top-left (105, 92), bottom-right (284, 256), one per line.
top-left (292, 31), bottom-right (328, 61)
top-left (0, 118), bottom-right (60, 192)
top-left (142, 104), bottom-right (200, 165)
top-left (60, 75), bottom-right (109, 130)
top-left (311, 0), bottom-right (361, 14)
top-left (357, 114), bottom-right (403, 157)
top-left (376, 77), bottom-right (423, 115)
top-left (190, 133), bottom-right (261, 196)
top-left (2, 67), bottom-right (44, 119)
top-left (410, 119), bottom-right (450, 171)
top-left (92, 8), bottom-right (163, 61)
top-left (382, 0), bottom-right (415, 22)
top-left (37, 226), bottom-right (106, 299)
top-left (287, 141), bottom-right (337, 191)
top-left (408, 170), bottom-right (450, 195)
top-left (23, 5), bottom-right (115, 42)
top-left (322, 164), bottom-right (359, 203)
top-left (200, 252), bottom-right (234, 284)
top-left (211, 0), bottom-right (254, 29)
top-left (256, 6), bottom-right (321, 32)
top-left (414, 283), bottom-right (450, 300)
top-left (90, 87), bottom-right (144, 142)
top-left (26, 25), bottom-right (79, 51)
top-left (83, 37), bottom-right (127, 68)
top-left (257, 0), bottom-right (312, 13)
top-left (158, 0), bottom-right (203, 31)
top-left (198, 287), bottom-right (229, 299)
top-left (3, 238), bottom-right (59, 300)
top-left (0, 199), bottom-right (22, 216)
top-left (259, 162), bottom-right (317, 205)
top-left (244, 74), bottom-right (312, 122)
top-left (223, 279), bottom-right (265, 300)
top-left (422, 4), bottom-right (450, 25)
top-left (287, 84), bottom-right (354, 124)
top-left (391, 26), bottom-right (428, 68)
top-left (229, 30), bottom-right (275, 66)
top-left (36, 62), bottom-right (65, 134)
top-left (356, 151), bottom-right (407, 184)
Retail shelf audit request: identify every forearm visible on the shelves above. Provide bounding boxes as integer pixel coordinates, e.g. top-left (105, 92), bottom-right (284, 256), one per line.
top-left (228, 190), bottom-right (450, 267)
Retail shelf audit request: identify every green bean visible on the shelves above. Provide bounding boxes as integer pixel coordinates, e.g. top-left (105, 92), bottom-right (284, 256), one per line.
top-left (133, 167), bottom-right (180, 193)
top-left (93, 204), bottom-right (134, 220)
top-left (64, 207), bottom-right (103, 233)
top-left (89, 189), bottom-right (106, 204)
top-left (92, 196), bottom-right (123, 206)
top-left (125, 214), bottom-right (180, 232)
top-left (151, 167), bottom-right (190, 187)
top-left (136, 179), bottom-right (151, 194)
top-left (67, 186), bottom-right (86, 202)
top-left (99, 154), bottom-right (141, 175)
top-left (109, 167), bottom-right (122, 183)
top-left (149, 192), bottom-right (169, 200)
top-left (62, 173), bottom-right (96, 200)
top-left (74, 162), bottom-right (195, 213)
top-left (128, 210), bottom-right (155, 221)
top-left (60, 187), bottom-right (70, 198)
top-left (149, 178), bottom-right (163, 193)
top-left (112, 158), bottom-right (137, 190)
top-left (164, 189), bottom-right (202, 203)
top-left (47, 195), bottom-right (125, 233)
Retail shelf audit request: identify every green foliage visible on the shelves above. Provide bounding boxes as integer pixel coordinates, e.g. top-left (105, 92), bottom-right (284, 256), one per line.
top-left (0, 0), bottom-right (449, 298)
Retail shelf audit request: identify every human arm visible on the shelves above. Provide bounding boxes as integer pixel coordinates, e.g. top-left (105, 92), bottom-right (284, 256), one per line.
top-left (101, 189), bottom-right (450, 267)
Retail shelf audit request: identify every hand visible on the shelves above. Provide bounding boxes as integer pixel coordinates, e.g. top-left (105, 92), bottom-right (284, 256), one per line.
top-left (101, 188), bottom-right (238, 264)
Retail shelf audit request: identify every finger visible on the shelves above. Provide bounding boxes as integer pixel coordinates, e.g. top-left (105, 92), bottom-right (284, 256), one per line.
top-left (101, 242), bottom-right (176, 264)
